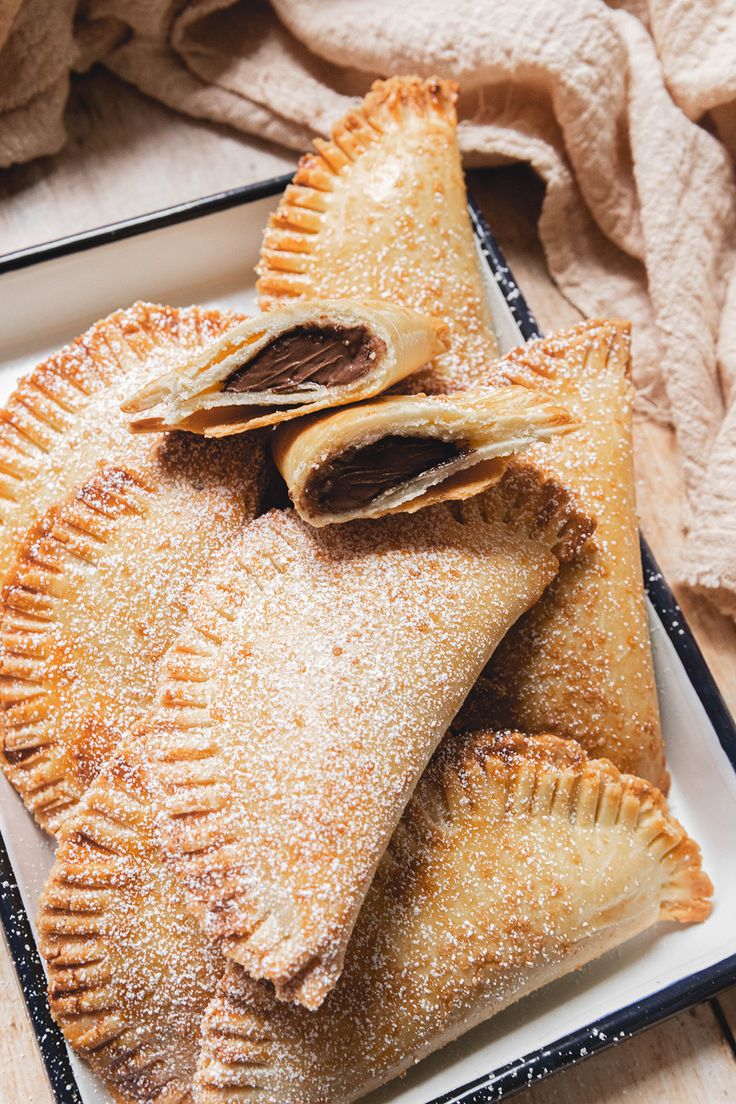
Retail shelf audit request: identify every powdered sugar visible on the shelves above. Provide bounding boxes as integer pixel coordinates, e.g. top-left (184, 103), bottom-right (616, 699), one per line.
top-left (193, 731), bottom-right (709, 1104)
top-left (0, 303), bottom-right (265, 834)
top-left (141, 466), bottom-right (591, 1010)
top-left (459, 322), bottom-right (666, 790)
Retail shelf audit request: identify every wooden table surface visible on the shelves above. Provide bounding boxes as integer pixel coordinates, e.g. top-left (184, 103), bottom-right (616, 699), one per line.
top-left (1, 70), bottom-right (735, 1104)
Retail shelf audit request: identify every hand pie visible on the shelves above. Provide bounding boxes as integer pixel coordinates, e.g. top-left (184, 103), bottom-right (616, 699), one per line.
top-left (456, 320), bottom-right (667, 790)
top-left (39, 729), bottom-right (708, 1103)
top-left (273, 386), bottom-right (576, 526)
top-left (122, 300), bottom-right (444, 436)
top-left (257, 76), bottom-right (499, 393)
top-left (0, 301), bottom-right (238, 579)
top-left (38, 736), bottom-right (224, 1103)
top-left (140, 466), bottom-right (594, 1010)
top-left (195, 730), bottom-right (711, 1104)
top-left (0, 432), bottom-right (264, 835)
top-left (257, 73), bottom-right (665, 790)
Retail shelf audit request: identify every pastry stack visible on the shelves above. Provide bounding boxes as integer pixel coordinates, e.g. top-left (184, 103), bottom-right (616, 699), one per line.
top-left (0, 77), bottom-right (711, 1104)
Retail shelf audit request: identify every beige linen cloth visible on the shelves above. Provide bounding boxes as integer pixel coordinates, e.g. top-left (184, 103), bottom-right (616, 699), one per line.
top-left (2, 0), bottom-right (736, 614)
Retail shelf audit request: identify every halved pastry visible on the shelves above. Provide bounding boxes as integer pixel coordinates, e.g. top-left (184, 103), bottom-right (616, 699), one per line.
top-left (273, 387), bottom-right (577, 525)
top-left (195, 730), bottom-right (711, 1104)
top-left (0, 431), bottom-right (264, 835)
top-left (256, 76), bottom-right (665, 790)
top-left (38, 736), bottom-right (225, 1103)
top-left (122, 300), bottom-right (444, 436)
top-left (140, 466), bottom-right (594, 1010)
top-left (456, 320), bottom-right (667, 791)
top-left (0, 301), bottom-right (239, 579)
top-left (257, 76), bottom-right (499, 393)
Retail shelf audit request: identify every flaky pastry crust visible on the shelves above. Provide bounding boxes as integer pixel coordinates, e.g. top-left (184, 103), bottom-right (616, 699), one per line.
top-left (194, 730), bottom-right (711, 1104)
top-left (257, 77), bottom-right (664, 791)
top-left (123, 299), bottom-right (445, 436)
top-left (38, 737), bottom-right (224, 1104)
top-left (138, 466), bottom-right (593, 1010)
top-left (257, 76), bottom-right (498, 393)
top-left (0, 431), bottom-right (264, 835)
top-left (0, 302), bottom-right (239, 579)
top-left (273, 383), bottom-right (577, 526)
top-left (38, 729), bottom-right (708, 1104)
top-left (457, 320), bottom-right (667, 791)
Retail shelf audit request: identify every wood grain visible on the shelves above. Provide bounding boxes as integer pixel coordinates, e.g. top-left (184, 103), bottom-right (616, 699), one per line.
top-left (0, 944), bottom-right (50, 1102)
top-left (523, 1004), bottom-right (736, 1102)
top-left (0, 69), bottom-right (295, 254)
top-left (717, 987), bottom-right (736, 1039)
top-left (0, 70), bottom-right (734, 1104)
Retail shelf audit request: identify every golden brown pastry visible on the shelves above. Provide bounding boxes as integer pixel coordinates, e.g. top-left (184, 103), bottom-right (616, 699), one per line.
top-left (39, 729), bottom-right (708, 1103)
top-left (456, 320), bottom-right (667, 790)
top-left (0, 301), bottom-right (239, 579)
top-left (256, 72), bottom-right (664, 791)
top-left (257, 76), bottom-right (499, 392)
top-left (138, 466), bottom-right (594, 1010)
top-left (38, 736), bottom-right (224, 1104)
top-left (195, 730), bottom-right (711, 1104)
top-left (122, 300), bottom-right (444, 436)
top-left (273, 385), bottom-right (576, 526)
top-left (0, 432), bottom-right (264, 835)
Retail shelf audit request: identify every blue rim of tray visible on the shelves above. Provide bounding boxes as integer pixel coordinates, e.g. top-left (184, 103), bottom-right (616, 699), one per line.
top-left (1, 175), bottom-right (735, 1104)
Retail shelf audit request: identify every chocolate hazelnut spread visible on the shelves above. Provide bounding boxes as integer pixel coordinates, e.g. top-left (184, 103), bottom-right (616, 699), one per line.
top-left (223, 325), bottom-right (384, 393)
top-left (309, 435), bottom-right (463, 513)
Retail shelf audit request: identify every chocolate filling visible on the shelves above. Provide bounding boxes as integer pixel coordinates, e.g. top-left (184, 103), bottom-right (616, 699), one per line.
top-left (222, 325), bottom-right (383, 394)
top-left (309, 435), bottom-right (464, 514)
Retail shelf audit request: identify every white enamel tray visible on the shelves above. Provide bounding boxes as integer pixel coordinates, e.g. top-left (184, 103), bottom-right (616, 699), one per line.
top-left (0, 177), bottom-right (735, 1104)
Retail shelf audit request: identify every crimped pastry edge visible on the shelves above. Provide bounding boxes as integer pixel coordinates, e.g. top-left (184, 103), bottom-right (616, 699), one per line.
top-left (0, 304), bottom-right (248, 835)
top-left (0, 302), bottom-right (240, 563)
top-left (37, 735), bottom-right (221, 1104)
top-left (194, 728), bottom-right (711, 1104)
top-left (0, 464), bottom-right (157, 834)
top-left (256, 76), bottom-right (459, 309)
top-left (498, 318), bottom-right (632, 389)
top-left (444, 730), bottom-right (711, 925)
top-left (474, 315), bottom-right (668, 794)
top-left (133, 468), bottom-right (594, 1011)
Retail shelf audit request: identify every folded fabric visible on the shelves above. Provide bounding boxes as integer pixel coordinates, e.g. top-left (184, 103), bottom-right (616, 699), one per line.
top-left (1, 0), bottom-right (735, 618)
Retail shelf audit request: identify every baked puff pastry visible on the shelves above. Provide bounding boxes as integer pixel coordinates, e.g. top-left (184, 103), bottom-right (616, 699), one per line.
top-left (0, 301), bottom-right (239, 581)
top-left (38, 730), bottom-right (709, 1103)
top-left (457, 320), bottom-right (667, 791)
top-left (122, 300), bottom-right (444, 436)
top-left (0, 432), bottom-right (264, 835)
top-left (195, 731), bottom-right (711, 1104)
top-left (38, 736), bottom-right (224, 1104)
top-left (139, 467), bottom-right (594, 1010)
top-left (257, 76), bottom-right (499, 393)
top-left (273, 386), bottom-right (577, 526)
